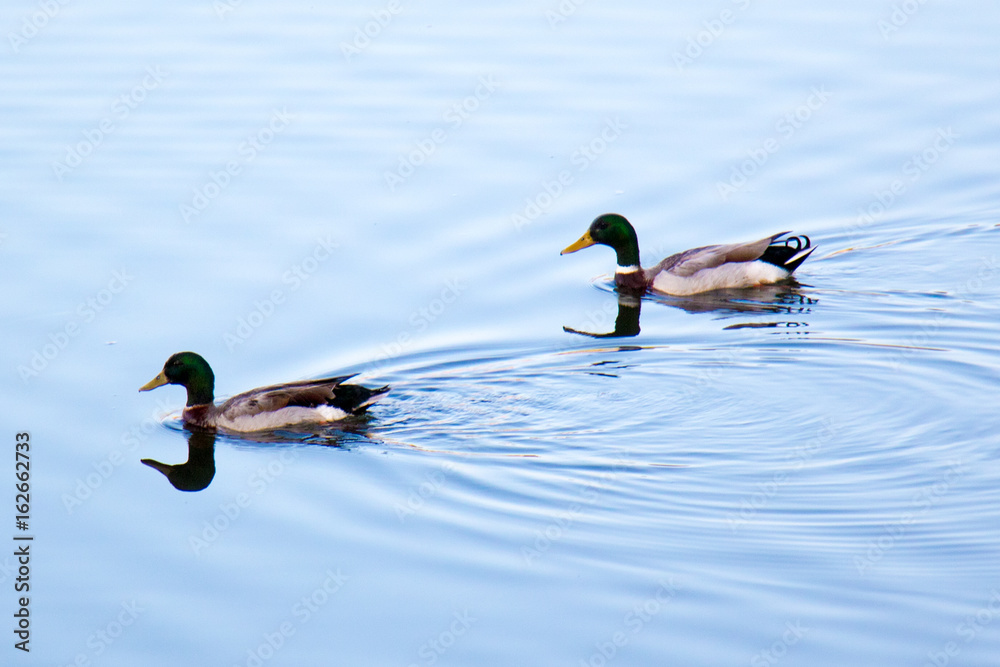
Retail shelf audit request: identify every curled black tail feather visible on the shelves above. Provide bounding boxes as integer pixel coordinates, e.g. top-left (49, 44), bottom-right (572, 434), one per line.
top-left (330, 383), bottom-right (390, 414)
top-left (760, 234), bottom-right (815, 273)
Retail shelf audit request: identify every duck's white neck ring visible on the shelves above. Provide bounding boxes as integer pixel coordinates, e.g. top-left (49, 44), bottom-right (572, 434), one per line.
top-left (615, 265), bottom-right (640, 275)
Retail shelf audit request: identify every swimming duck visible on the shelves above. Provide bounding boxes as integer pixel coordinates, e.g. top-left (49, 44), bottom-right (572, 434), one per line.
top-left (139, 351), bottom-right (388, 432)
top-left (561, 213), bottom-right (815, 296)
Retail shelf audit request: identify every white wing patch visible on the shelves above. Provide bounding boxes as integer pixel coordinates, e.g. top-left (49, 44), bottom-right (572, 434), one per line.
top-left (651, 260), bottom-right (788, 296)
top-left (216, 405), bottom-right (349, 432)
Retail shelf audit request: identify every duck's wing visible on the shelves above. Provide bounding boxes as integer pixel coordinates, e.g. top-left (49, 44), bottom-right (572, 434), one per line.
top-left (650, 232), bottom-right (789, 278)
top-left (220, 375), bottom-right (359, 418)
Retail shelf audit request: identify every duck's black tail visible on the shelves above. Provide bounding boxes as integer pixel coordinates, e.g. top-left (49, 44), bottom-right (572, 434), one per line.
top-left (330, 383), bottom-right (390, 414)
top-left (760, 234), bottom-right (815, 273)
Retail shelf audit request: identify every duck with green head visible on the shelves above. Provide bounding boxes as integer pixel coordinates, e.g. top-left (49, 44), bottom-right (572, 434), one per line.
top-left (139, 351), bottom-right (388, 432)
top-left (561, 213), bottom-right (815, 296)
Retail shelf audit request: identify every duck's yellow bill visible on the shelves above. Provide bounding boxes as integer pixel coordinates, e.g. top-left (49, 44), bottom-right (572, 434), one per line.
top-left (561, 230), bottom-right (596, 255)
top-left (139, 371), bottom-right (169, 392)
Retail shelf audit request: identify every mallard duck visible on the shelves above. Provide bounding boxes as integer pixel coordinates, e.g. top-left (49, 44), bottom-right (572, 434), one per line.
top-left (561, 213), bottom-right (815, 296)
top-left (139, 351), bottom-right (388, 432)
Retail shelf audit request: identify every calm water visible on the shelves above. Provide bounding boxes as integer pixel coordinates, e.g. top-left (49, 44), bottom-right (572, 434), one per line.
top-left (4, 1), bottom-right (1000, 665)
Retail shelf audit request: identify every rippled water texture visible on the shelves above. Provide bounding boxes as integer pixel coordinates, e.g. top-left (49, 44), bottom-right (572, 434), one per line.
top-left (4, 1), bottom-right (1000, 665)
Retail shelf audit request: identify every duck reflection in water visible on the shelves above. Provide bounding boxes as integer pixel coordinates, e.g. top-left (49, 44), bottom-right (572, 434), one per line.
top-left (141, 424), bottom-right (370, 493)
top-left (563, 283), bottom-right (816, 338)
top-left (564, 293), bottom-right (643, 338)
top-left (142, 428), bottom-right (216, 492)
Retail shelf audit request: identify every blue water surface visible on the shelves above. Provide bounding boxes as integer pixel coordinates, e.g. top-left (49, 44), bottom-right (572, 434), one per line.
top-left (3, 1), bottom-right (1000, 665)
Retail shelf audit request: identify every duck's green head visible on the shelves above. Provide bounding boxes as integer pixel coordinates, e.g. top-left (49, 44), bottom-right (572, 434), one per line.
top-left (139, 351), bottom-right (215, 406)
top-left (561, 213), bottom-right (640, 267)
